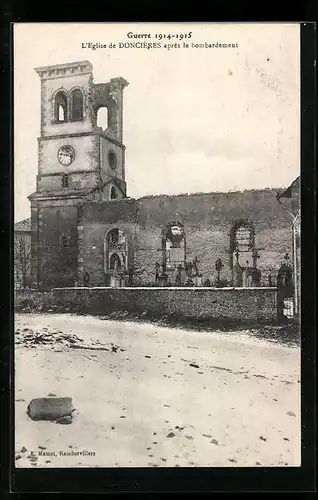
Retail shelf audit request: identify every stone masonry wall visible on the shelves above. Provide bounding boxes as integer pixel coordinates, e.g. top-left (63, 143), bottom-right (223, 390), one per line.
top-left (40, 69), bottom-right (93, 137)
top-left (37, 203), bottom-right (79, 288)
top-left (77, 199), bottom-right (139, 285)
top-left (52, 287), bottom-right (278, 323)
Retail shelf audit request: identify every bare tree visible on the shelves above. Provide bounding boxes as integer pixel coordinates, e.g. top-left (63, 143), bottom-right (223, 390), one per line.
top-left (14, 233), bottom-right (31, 288)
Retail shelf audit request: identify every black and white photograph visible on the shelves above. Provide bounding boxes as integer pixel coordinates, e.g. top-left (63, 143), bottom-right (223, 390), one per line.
top-left (13, 22), bottom-right (301, 469)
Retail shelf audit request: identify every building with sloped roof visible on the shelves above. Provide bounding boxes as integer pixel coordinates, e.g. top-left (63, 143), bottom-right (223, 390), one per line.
top-left (276, 176), bottom-right (300, 317)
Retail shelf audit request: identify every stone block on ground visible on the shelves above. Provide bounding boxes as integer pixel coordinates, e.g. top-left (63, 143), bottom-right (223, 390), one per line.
top-left (27, 397), bottom-right (73, 421)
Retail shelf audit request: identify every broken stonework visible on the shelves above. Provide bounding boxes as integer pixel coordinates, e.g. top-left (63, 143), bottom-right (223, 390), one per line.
top-left (27, 397), bottom-right (74, 421)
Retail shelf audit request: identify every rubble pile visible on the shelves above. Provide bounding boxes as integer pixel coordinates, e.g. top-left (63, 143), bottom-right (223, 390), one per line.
top-left (15, 327), bottom-right (125, 352)
top-left (15, 327), bottom-right (84, 349)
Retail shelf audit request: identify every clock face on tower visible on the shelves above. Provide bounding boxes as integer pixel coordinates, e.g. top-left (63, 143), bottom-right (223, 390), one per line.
top-left (57, 145), bottom-right (75, 166)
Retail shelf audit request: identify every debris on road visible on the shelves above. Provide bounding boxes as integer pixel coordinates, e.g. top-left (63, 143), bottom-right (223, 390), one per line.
top-left (15, 313), bottom-right (300, 468)
top-left (16, 328), bottom-right (84, 349)
top-left (167, 432), bottom-right (175, 438)
top-left (15, 327), bottom-right (125, 353)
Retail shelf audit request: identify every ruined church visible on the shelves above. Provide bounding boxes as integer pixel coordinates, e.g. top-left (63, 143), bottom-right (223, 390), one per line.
top-left (26, 60), bottom-right (300, 300)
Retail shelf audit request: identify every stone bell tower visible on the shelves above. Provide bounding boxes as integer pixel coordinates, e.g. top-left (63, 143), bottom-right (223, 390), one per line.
top-left (28, 60), bottom-right (129, 289)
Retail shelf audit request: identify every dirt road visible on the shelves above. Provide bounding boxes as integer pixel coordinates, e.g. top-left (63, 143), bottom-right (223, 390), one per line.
top-left (14, 313), bottom-right (300, 468)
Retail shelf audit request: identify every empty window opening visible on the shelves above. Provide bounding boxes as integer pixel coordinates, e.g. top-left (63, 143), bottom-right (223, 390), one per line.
top-left (96, 106), bottom-right (108, 130)
top-left (229, 220), bottom-right (262, 287)
top-left (107, 228), bottom-right (126, 249)
top-left (162, 223), bottom-right (186, 269)
top-left (55, 92), bottom-right (68, 122)
top-left (58, 106), bottom-right (65, 121)
top-left (71, 89), bottom-right (83, 121)
top-left (230, 221), bottom-right (255, 269)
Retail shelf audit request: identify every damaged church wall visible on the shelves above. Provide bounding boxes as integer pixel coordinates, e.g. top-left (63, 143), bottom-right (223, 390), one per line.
top-left (64, 188), bottom-right (295, 290)
top-left (77, 199), bottom-right (138, 285)
top-left (76, 188), bottom-right (293, 287)
top-left (134, 189), bottom-right (292, 285)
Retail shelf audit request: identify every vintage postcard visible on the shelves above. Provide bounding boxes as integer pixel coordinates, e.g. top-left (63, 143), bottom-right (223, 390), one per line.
top-left (14, 22), bottom-right (301, 469)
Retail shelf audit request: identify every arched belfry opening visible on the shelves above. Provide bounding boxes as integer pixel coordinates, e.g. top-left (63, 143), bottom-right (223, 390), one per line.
top-left (55, 91), bottom-right (68, 122)
top-left (96, 106), bottom-right (109, 130)
top-left (70, 88), bottom-right (83, 121)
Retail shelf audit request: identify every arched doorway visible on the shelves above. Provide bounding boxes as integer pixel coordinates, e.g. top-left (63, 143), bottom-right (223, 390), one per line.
top-left (104, 228), bottom-right (128, 286)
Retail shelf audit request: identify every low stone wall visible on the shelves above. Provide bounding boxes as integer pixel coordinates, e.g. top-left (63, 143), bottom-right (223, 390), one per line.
top-left (52, 287), bottom-right (278, 323)
top-left (14, 289), bottom-right (54, 312)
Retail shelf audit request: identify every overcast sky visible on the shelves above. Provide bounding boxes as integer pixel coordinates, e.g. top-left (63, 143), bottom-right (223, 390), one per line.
top-left (14, 23), bottom-right (300, 222)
